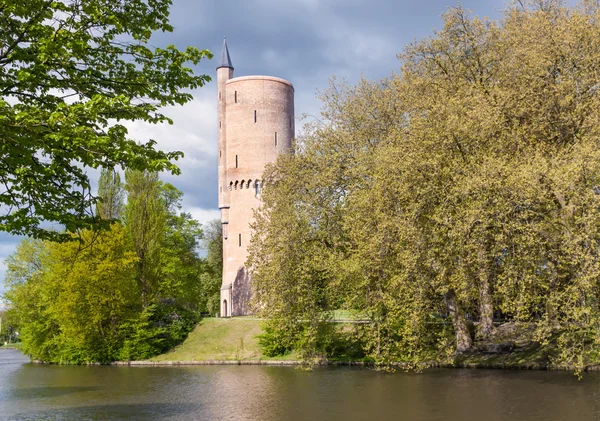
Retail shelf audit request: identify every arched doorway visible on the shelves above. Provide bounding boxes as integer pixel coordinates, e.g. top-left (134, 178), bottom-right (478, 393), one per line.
top-left (223, 300), bottom-right (228, 317)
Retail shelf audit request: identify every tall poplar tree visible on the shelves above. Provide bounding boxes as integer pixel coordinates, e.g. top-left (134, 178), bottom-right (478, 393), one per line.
top-left (96, 169), bottom-right (124, 220)
top-left (124, 170), bottom-right (165, 308)
top-left (198, 220), bottom-right (223, 315)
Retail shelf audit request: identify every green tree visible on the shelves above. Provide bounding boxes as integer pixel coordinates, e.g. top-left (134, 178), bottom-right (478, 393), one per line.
top-left (0, 309), bottom-right (19, 344)
top-left (3, 175), bottom-right (210, 363)
top-left (124, 169), bottom-right (165, 308)
top-left (4, 227), bottom-right (140, 363)
top-left (158, 183), bottom-right (203, 309)
top-left (199, 219), bottom-right (223, 315)
top-left (0, 0), bottom-right (212, 240)
top-left (96, 169), bottom-right (125, 220)
top-left (249, 0), bottom-right (600, 371)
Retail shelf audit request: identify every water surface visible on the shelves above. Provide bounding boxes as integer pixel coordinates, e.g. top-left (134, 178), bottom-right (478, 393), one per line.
top-left (1, 349), bottom-right (599, 420)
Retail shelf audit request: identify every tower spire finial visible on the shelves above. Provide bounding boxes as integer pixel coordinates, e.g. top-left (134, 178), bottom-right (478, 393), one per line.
top-left (217, 37), bottom-right (234, 70)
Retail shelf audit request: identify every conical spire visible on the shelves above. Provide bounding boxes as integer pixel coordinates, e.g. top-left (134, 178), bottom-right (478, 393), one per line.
top-left (217, 37), bottom-right (233, 70)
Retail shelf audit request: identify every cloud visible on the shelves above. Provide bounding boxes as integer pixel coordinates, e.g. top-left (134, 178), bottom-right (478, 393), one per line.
top-left (1, 0), bottom-right (509, 297)
top-left (124, 95), bottom-right (217, 157)
top-left (0, 234), bottom-right (19, 299)
top-left (187, 208), bottom-right (222, 227)
top-left (121, 93), bottom-right (219, 210)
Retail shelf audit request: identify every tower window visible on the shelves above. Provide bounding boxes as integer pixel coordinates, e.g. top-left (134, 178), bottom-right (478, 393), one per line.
top-left (254, 110), bottom-right (257, 123)
top-left (255, 181), bottom-right (261, 198)
top-left (219, 92), bottom-right (221, 100)
top-left (220, 150), bottom-right (222, 157)
top-left (289, 115), bottom-right (292, 128)
top-left (275, 132), bottom-right (278, 146)
top-left (235, 91), bottom-right (237, 103)
top-left (239, 233), bottom-right (242, 247)
top-left (219, 121), bottom-right (221, 128)
top-left (236, 155), bottom-right (238, 168)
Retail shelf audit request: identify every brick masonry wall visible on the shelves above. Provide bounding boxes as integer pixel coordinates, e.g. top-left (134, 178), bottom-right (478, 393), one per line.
top-left (219, 75), bottom-right (295, 317)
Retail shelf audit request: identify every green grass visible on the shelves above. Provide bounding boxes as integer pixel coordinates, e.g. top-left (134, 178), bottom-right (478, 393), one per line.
top-left (151, 317), bottom-right (297, 362)
top-left (0, 342), bottom-right (22, 350)
top-left (331, 309), bottom-right (367, 322)
top-left (151, 318), bottom-right (568, 369)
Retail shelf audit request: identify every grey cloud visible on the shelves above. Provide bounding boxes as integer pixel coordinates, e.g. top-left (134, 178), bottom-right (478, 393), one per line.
top-left (1, 0), bottom-right (510, 295)
top-left (0, 232), bottom-right (20, 298)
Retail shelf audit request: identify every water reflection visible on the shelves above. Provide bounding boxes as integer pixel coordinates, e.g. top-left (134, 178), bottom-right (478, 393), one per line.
top-left (1, 386), bottom-right (98, 402)
top-left (2, 349), bottom-right (600, 421)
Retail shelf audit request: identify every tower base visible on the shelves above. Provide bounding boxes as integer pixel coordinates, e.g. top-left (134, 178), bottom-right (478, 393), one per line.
top-left (220, 285), bottom-right (232, 317)
top-left (219, 267), bottom-right (252, 317)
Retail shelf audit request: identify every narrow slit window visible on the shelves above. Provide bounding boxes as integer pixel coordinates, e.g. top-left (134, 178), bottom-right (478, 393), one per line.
top-left (275, 132), bottom-right (278, 146)
top-left (219, 150), bottom-right (221, 157)
top-left (255, 181), bottom-right (261, 198)
top-left (239, 233), bottom-right (242, 247)
top-left (219, 92), bottom-right (221, 99)
top-left (219, 121), bottom-right (221, 128)
top-left (289, 115), bottom-right (292, 128)
top-left (234, 91), bottom-right (237, 103)
top-left (236, 155), bottom-right (238, 168)
top-left (254, 110), bottom-right (257, 123)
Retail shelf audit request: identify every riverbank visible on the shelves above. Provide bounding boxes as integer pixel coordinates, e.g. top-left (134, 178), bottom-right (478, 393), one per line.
top-left (130, 317), bottom-right (596, 371)
top-left (22, 317), bottom-right (598, 371)
top-left (149, 317), bottom-right (298, 363)
top-left (0, 343), bottom-right (22, 350)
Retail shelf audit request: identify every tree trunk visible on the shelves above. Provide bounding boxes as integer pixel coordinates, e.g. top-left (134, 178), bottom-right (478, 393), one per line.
top-left (478, 277), bottom-right (494, 338)
top-left (445, 288), bottom-right (472, 353)
top-left (478, 248), bottom-right (494, 338)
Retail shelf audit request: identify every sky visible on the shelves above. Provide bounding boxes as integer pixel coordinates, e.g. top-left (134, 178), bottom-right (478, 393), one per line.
top-left (0, 0), bottom-right (508, 302)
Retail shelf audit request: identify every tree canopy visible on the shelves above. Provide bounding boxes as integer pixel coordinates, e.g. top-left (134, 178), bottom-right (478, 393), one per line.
top-left (249, 0), bottom-right (600, 371)
top-left (0, 0), bottom-right (212, 240)
top-left (3, 173), bottom-right (222, 363)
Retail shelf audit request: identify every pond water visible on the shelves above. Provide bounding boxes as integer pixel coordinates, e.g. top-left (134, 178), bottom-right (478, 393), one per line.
top-left (1, 348), bottom-right (600, 420)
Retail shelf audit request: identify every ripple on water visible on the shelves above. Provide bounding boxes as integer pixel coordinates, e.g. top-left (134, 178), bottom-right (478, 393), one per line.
top-left (2, 350), bottom-right (600, 421)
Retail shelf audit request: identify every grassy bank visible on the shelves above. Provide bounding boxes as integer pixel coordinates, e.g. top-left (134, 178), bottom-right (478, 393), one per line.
top-left (149, 318), bottom-right (597, 371)
top-left (151, 317), bottom-right (297, 362)
top-left (0, 342), bottom-right (22, 350)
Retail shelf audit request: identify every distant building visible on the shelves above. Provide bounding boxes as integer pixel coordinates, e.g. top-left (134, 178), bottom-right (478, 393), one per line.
top-left (217, 39), bottom-right (295, 317)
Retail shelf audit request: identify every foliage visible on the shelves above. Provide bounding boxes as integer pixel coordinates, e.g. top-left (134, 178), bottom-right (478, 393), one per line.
top-left (258, 319), bottom-right (300, 358)
top-left (124, 170), bottom-right (166, 308)
top-left (159, 184), bottom-right (204, 310)
top-left (198, 219), bottom-right (223, 315)
top-left (96, 169), bottom-right (125, 220)
top-left (249, 0), bottom-right (600, 371)
top-left (4, 228), bottom-right (139, 363)
top-left (0, 309), bottom-right (20, 344)
top-left (0, 0), bottom-right (212, 240)
top-left (118, 302), bottom-right (198, 361)
top-left (3, 176), bottom-right (219, 363)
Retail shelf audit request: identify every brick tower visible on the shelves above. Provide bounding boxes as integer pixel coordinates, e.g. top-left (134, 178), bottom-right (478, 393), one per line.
top-left (217, 39), bottom-right (295, 317)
